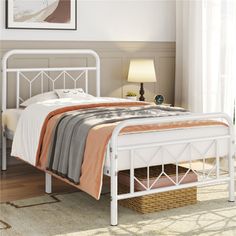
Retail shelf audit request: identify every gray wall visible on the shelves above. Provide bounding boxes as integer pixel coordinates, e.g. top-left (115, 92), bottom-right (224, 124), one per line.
top-left (0, 40), bottom-right (175, 106)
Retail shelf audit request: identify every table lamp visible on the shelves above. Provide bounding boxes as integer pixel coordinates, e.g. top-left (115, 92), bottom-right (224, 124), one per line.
top-left (127, 59), bottom-right (156, 101)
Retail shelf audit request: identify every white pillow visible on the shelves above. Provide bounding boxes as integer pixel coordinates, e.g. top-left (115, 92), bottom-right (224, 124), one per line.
top-left (20, 91), bottom-right (59, 107)
top-left (55, 89), bottom-right (94, 99)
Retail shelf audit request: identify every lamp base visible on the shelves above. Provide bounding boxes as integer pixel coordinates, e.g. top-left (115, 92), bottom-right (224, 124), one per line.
top-left (139, 83), bottom-right (145, 101)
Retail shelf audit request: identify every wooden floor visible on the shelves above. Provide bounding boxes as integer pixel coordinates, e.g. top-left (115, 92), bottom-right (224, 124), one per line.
top-left (0, 162), bottom-right (78, 203)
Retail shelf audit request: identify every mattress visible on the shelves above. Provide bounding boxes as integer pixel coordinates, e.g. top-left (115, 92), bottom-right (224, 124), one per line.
top-left (3, 106), bottom-right (229, 173)
top-left (2, 109), bottom-right (23, 139)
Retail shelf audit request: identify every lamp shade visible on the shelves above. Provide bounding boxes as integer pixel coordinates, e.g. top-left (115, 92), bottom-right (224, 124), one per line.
top-left (127, 59), bottom-right (156, 83)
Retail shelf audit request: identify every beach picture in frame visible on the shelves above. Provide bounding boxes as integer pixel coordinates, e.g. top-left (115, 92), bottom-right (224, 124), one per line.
top-left (6, 0), bottom-right (77, 30)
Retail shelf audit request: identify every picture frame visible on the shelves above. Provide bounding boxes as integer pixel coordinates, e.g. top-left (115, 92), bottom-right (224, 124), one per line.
top-left (6, 0), bottom-right (77, 30)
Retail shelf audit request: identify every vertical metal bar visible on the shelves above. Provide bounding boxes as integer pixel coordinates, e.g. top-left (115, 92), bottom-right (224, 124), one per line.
top-left (130, 150), bottom-right (134, 194)
top-left (85, 70), bottom-right (88, 93)
top-left (215, 140), bottom-right (220, 179)
top-left (96, 58), bottom-right (100, 97)
top-left (63, 71), bottom-right (66, 89)
top-left (2, 52), bottom-right (7, 112)
top-left (41, 71), bottom-right (44, 93)
top-left (45, 173), bottom-right (52, 194)
top-left (228, 137), bottom-right (235, 202)
top-left (1, 134), bottom-right (7, 171)
top-left (189, 143), bottom-right (193, 176)
top-left (29, 81), bottom-right (32, 98)
top-left (160, 146), bottom-right (165, 186)
top-left (110, 143), bottom-right (118, 226)
top-left (161, 147), bottom-right (164, 173)
top-left (202, 148), bottom-right (206, 179)
top-left (16, 71), bottom-right (20, 108)
top-left (2, 52), bottom-right (8, 170)
top-left (147, 165), bottom-right (150, 189)
top-left (176, 159), bottom-right (179, 185)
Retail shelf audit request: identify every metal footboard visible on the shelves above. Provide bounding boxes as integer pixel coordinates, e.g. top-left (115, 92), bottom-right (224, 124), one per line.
top-left (108, 113), bottom-right (235, 226)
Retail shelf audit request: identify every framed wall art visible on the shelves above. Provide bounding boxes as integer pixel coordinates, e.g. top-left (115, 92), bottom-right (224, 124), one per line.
top-left (6, 0), bottom-right (77, 30)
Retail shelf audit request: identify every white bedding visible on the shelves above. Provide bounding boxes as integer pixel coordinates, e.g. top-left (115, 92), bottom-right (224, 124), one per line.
top-left (10, 98), bottom-right (229, 169)
top-left (11, 97), bottom-right (137, 165)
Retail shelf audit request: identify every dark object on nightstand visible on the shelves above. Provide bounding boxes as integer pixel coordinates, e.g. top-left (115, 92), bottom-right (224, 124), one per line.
top-left (155, 95), bottom-right (164, 105)
top-left (139, 83), bottom-right (145, 101)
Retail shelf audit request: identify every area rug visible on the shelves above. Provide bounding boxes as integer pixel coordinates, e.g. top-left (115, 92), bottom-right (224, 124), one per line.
top-left (1, 183), bottom-right (236, 236)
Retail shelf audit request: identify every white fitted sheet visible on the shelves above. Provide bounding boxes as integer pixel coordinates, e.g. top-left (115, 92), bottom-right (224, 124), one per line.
top-left (2, 109), bottom-right (23, 139)
top-left (11, 97), bottom-right (142, 165)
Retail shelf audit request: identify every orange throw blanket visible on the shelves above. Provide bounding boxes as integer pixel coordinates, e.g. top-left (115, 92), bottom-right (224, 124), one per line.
top-left (36, 102), bottom-right (225, 199)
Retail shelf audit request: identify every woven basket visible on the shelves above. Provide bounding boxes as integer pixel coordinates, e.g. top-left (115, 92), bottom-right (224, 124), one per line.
top-left (119, 164), bottom-right (197, 214)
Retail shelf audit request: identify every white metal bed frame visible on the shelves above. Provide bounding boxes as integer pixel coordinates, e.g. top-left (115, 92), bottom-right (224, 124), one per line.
top-left (1, 50), bottom-right (235, 226)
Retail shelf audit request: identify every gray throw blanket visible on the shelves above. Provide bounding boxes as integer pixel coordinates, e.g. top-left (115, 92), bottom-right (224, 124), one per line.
top-left (46, 105), bottom-right (188, 184)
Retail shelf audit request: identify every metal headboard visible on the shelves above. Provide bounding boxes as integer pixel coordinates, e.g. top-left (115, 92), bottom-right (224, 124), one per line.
top-left (1, 49), bottom-right (101, 112)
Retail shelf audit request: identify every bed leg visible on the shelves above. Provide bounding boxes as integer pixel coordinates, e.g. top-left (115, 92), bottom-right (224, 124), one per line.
top-left (1, 135), bottom-right (7, 171)
top-left (110, 152), bottom-right (118, 226)
top-left (228, 142), bottom-right (235, 202)
top-left (110, 174), bottom-right (118, 226)
top-left (45, 173), bottom-right (52, 194)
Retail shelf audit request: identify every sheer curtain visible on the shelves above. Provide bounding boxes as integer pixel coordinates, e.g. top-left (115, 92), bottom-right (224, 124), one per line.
top-left (175, 0), bottom-right (236, 120)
